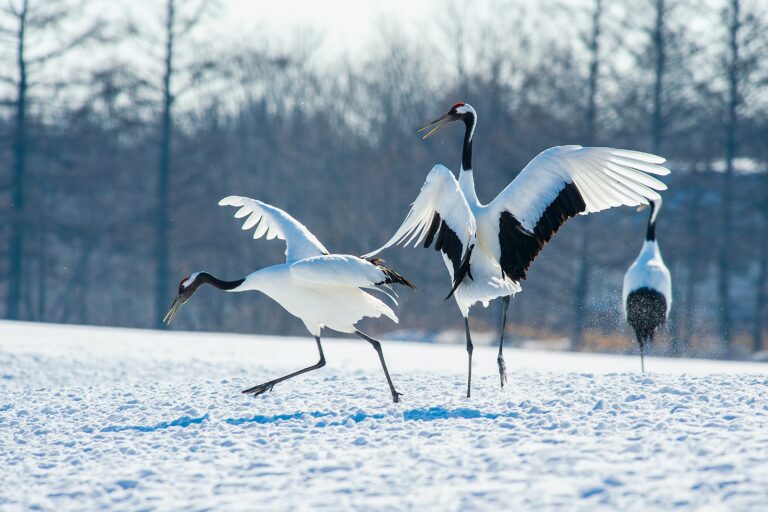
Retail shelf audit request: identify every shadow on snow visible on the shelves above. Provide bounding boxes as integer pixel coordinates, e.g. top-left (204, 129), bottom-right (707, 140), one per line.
top-left (101, 414), bottom-right (210, 433)
top-left (98, 407), bottom-right (520, 433)
top-left (225, 407), bottom-right (519, 427)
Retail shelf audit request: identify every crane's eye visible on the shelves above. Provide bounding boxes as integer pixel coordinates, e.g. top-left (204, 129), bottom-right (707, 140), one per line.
top-left (179, 276), bottom-right (189, 291)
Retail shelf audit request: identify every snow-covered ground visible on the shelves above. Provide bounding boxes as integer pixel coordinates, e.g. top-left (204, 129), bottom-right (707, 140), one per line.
top-left (1, 321), bottom-right (767, 511)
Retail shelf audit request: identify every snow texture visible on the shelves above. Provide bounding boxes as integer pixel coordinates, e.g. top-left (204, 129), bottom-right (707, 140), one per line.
top-left (1, 321), bottom-right (767, 511)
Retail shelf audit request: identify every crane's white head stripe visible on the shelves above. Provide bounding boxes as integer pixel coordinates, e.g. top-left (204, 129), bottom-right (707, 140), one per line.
top-left (182, 272), bottom-right (200, 289)
top-left (454, 105), bottom-right (473, 115)
top-left (453, 104), bottom-right (477, 141)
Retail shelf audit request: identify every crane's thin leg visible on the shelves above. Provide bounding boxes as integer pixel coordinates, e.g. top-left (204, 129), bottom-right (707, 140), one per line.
top-left (497, 295), bottom-right (511, 388)
top-left (242, 336), bottom-right (326, 396)
top-left (639, 337), bottom-right (646, 373)
top-left (465, 316), bottom-right (473, 398)
top-left (355, 330), bottom-right (402, 403)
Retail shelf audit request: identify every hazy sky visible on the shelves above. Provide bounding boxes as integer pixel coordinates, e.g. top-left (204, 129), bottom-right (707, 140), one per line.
top-left (222, 1), bottom-right (435, 37)
top-left (216, 0), bottom-right (437, 59)
top-left (1, 0), bottom-right (742, 108)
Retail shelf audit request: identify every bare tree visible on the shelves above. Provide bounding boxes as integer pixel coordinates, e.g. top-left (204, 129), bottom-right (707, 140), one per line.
top-left (138, 0), bottom-right (215, 328)
top-left (155, 0), bottom-right (176, 329)
top-left (755, 167), bottom-right (768, 352)
top-left (650, 0), bottom-right (666, 154)
top-left (572, 0), bottom-right (603, 350)
top-left (0, 0), bottom-right (104, 319)
top-left (643, 0), bottom-right (693, 353)
top-left (715, 0), bottom-right (767, 354)
top-left (717, 0), bottom-right (740, 354)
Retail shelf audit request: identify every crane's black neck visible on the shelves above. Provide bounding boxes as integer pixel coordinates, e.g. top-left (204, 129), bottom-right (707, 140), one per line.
top-left (461, 112), bottom-right (475, 172)
top-left (198, 272), bottom-right (245, 291)
top-left (645, 202), bottom-right (656, 241)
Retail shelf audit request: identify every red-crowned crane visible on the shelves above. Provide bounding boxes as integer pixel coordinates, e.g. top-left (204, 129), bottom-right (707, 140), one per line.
top-left (622, 198), bottom-right (672, 372)
top-left (165, 196), bottom-right (414, 403)
top-left (366, 103), bottom-right (670, 397)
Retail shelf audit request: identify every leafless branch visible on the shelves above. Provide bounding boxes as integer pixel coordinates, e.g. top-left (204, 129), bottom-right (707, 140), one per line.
top-left (28, 22), bottom-right (105, 65)
top-left (176, 0), bottom-right (212, 37)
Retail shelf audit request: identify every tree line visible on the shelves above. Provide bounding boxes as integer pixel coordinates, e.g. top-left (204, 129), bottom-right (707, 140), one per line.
top-left (1, 0), bottom-right (766, 359)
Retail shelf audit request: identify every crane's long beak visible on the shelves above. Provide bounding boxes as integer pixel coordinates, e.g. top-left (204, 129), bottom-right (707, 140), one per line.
top-left (418, 113), bottom-right (453, 140)
top-left (163, 296), bottom-right (184, 325)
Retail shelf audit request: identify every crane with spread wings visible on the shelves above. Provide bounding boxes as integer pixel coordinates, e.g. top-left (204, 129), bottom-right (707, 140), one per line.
top-left (367, 103), bottom-right (670, 397)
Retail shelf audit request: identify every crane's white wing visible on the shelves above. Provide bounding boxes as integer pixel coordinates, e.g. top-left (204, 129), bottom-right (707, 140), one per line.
top-left (486, 146), bottom-right (670, 282)
top-left (364, 165), bottom-right (476, 292)
top-left (289, 255), bottom-right (401, 289)
top-left (289, 255), bottom-right (402, 326)
top-left (219, 196), bottom-right (329, 262)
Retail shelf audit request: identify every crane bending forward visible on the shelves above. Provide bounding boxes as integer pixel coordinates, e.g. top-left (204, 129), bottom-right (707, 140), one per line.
top-left (622, 198), bottom-right (672, 372)
top-left (366, 103), bottom-right (670, 397)
top-left (164, 197), bottom-right (414, 403)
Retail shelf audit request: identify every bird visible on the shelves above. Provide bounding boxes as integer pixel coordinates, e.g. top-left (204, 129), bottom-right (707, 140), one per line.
top-left (622, 197), bottom-right (672, 372)
top-left (164, 196), bottom-right (415, 403)
top-left (366, 102), bottom-right (670, 397)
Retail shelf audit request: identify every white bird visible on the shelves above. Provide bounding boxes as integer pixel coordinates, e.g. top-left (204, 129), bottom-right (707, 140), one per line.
top-left (622, 198), bottom-right (672, 372)
top-left (164, 196), bottom-right (415, 403)
top-left (366, 102), bottom-right (670, 397)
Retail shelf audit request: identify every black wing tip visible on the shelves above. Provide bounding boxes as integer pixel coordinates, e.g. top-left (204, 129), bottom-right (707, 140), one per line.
top-left (365, 257), bottom-right (417, 290)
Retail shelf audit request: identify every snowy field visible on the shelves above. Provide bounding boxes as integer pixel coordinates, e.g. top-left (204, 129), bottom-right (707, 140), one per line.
top-left (1, 321), bottom-right (767, 511)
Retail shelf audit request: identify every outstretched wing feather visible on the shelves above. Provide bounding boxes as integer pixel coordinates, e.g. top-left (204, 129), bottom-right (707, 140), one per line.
top-left (487, 146), bottom-right (669, 282)
top-left (363, 165), bottom-right (476, 293)
top-left (219, 196), bottom-right (329, 262)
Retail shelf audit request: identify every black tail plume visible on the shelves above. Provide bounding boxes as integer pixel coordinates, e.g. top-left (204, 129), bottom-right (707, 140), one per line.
top-left (444, 245), bottom-right (474, 300)
top-left (366, 258), bottom-right (417, 290)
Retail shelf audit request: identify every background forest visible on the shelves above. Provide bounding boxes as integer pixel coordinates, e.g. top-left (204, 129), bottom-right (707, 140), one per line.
top-left (1, 0), bottom-right (766, 359)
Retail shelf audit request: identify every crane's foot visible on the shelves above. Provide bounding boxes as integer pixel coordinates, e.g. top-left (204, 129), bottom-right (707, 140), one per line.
top-left (241, 382), bottom-right (275, 397)
top-left (497, 353), bottom-right (508, 388)
top-left (391, 390), bottom-right (403, 403)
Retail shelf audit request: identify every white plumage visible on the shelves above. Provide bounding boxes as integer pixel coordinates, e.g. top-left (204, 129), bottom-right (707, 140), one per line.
top-left (622, 198), bottom-right (672, 371)
top-left (219, 196), bottom-right (329, 262)
top-left (233, 257), bottom-right (398, 336)
top-left (164, 196), bottom-right (413, 402)
top-left (368, 103), bottom-right (671, 396)
top-left (622, 243), bottom-right (672, 319)
top-left (219, 196), bottom-right (402, 335)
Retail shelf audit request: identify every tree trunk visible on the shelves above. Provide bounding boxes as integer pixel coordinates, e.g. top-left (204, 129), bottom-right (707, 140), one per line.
top-left (754, 238), bottom-right (767, 353)
top-left (572, 0), bottom-right (602, 350)
top-left (754, 171), bottom-right (768, 353)
top-left (681, 190), bottom-right (702, 355)
top-left (572, 222), bottom-right (591, 349)
top-left (681, 266), bottom-right (694, 355)
top-left (7, 0), bottom-right (29, 320)
top-left (651, 0), bottom-right (665, 155)
top-left (155, 0), bottom-right (175, 328)
top-left (718, 0), bottom-right (740, 356)
top-left (36, 237), bottom-right (46, 321)
top-left (58, 243), bottom-right (92, 324)
top-left (667, 261), bottom-right (682, 355)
